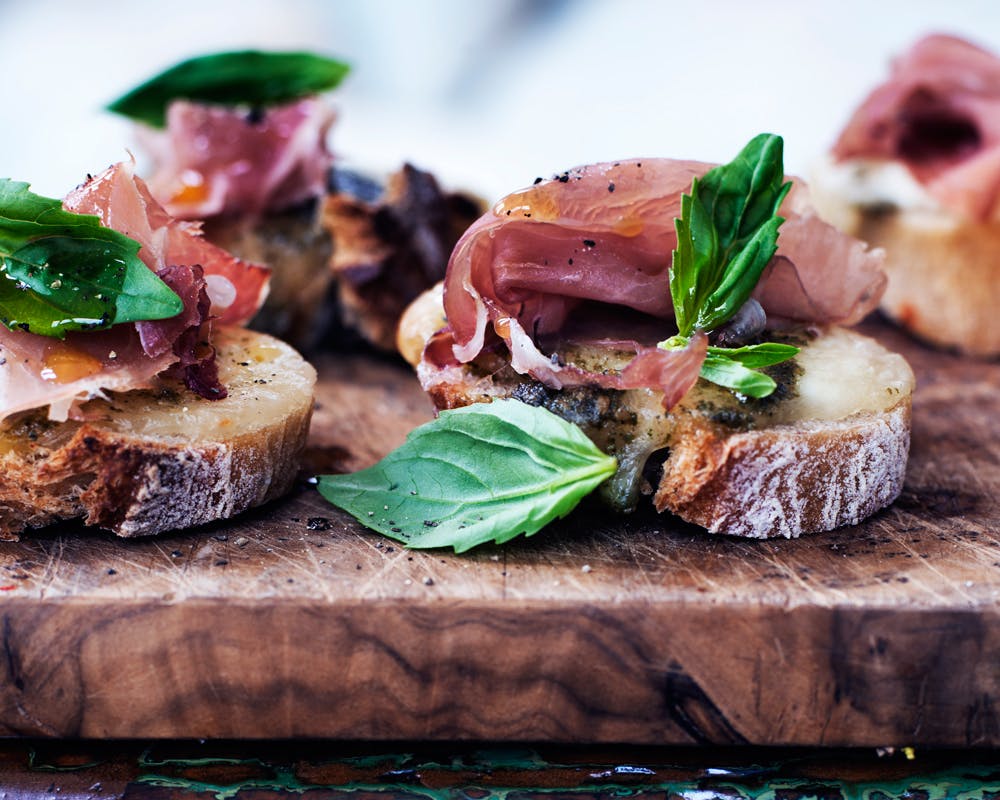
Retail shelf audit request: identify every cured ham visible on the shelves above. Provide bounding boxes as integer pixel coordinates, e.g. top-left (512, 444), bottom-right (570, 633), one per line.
top-left (432, 158), bottom-right (885, 408)
top-left (137, 98), bottom-right (335, 220)
top-left (65, 160), bottom-right (269, 325)
top-left (832, 34), bottom-right (1000, 221)
top-left (0, 162), bottom-right (270, 421)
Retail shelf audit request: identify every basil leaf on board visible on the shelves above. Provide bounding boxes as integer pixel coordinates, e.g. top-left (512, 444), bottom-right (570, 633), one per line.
top-left (662, 134), bottom-right (797, 397)
top-left (107, 51), bottom-right (351, 128)
top-left (0, 180), bottom-right (183, 338)
top-left (318, 399), bottom-right (617, 552)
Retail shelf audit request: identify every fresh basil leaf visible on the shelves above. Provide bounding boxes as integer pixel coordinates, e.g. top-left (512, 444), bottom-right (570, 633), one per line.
top-left (318, 399), bottom-right (617, 552)
top-left (107, 50), bottom-right (350, 128)
top-left (695, 214), bottom-right (783, 332)
top-left (114, 249), bottom-right (186, 323)
top-left (706, 342), bottom-right (799, 368)
top-left (669, 133), bottom-right (791, 338)
top-left (699, 353), bottom-right (778, 399)
top-left (662, 134), bottom-right (798, 399)
top-left (0, 180), bottom-right (183, 338)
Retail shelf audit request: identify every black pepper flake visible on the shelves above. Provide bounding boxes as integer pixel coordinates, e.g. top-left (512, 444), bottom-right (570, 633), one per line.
top-left (214, 559), bottom-right (228, 567)
top-left (608, 182), bottom-right (615, 192)
top-left (557, 174), bottom-right (570, 183)
top-left (391, 527), bottom-right (402, 533)
top-left (568, 258), bottom-right (574, 265)
top-left (583, 239), bottom-right (596, 248)
top-left (106, 568), bottom-right (117, 576)
top-left (524, 212), bottom-right (532, 218)
top-left (533, 176), bottom-right (543, 185)
top-left (306, 517), bottom-right (332, 531)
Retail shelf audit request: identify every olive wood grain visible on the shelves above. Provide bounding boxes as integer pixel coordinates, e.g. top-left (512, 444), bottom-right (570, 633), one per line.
top-left (0, 317), bottom-right (998, 745)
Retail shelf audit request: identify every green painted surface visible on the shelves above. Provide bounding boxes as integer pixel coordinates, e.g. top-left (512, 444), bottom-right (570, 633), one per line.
top-left (124, 748), bottom-right (1000, 800)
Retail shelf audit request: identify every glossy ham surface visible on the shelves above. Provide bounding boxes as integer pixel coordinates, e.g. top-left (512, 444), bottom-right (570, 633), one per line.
top-left (432, 158), bottom-right (885, 408)
top-left (138, 98), bottom-right (335, 220)
top-left (0, 162), bottom-right (270, 421)
top-left (64, 161), bottom-right (269, 326)
top-left (832, 34), bottom-right (1000, 221)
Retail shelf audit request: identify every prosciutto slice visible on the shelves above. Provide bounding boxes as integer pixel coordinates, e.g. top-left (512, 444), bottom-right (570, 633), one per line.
top-left (65, 160), bottom-right (269, 325)
top-left (433, 158), bottom-right (885, 408)
top-left (137, 98), bottom-right (335, 220)
top-left (832, 34), bottom-right (1000, 221)
top-left (0, 162), bottom-right (270, 421)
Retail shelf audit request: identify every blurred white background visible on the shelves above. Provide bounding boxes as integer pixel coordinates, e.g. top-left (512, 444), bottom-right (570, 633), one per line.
top-left (1, 0), bottom-right (999, 200)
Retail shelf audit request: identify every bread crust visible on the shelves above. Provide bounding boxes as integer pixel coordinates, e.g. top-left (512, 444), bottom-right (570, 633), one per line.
top-left (0, 329), bottom-right (315, 540)
top-left (654, 400), bottom-right (911, 538)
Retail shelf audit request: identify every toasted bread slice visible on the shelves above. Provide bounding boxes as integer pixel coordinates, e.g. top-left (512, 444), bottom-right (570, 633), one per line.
top-left (0, 328), bottom-right (316, 540)
top-left (811, 157), bottom-right (1000, 356)
top-left (399, 287), bottom-right (914, 538)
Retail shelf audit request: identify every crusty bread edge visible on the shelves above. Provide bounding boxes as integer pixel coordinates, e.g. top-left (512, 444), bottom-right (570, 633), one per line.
top-left (654, 400), bottom-right (911, 539)
top-left (0, 331), bottom-right (315, 541)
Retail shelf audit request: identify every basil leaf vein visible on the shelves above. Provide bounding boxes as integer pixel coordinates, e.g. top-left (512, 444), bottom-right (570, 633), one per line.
top-left (318, 399), bottom-right (617, 552)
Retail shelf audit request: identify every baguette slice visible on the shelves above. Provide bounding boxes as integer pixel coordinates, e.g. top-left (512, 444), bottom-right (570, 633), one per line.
top-left (0, 328), bottom-right (316, 540)
top-left (399, 287), bottom-right (913, 539)
top-left (811, 157), bottom-right (1000, 356)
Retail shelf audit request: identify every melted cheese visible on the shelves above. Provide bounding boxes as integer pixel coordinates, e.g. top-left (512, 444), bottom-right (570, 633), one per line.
top-left (0, 329), bottom-right (315, 445)
top-left (771, 327), bottom-right (913, 423)
top-left (811, 156), bottom-right (959, 232)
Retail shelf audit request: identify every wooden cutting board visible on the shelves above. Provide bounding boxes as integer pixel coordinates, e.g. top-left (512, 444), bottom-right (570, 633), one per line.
top-left (0, 317), bottom-right (997, 746)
